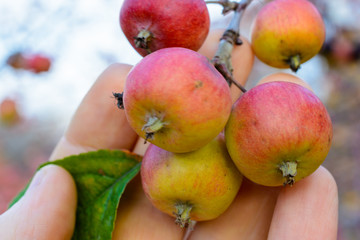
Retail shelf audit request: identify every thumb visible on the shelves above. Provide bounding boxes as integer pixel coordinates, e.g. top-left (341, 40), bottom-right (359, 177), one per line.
top-left (0, 165), bottom-right (77, 240)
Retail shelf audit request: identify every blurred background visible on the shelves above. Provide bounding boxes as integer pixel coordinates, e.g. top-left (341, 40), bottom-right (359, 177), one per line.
top-left (0, 0), bottom-right (359, 239)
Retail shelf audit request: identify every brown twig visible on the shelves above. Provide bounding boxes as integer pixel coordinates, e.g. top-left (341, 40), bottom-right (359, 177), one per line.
top-left (205, 0), bottom-right (239, 15)
top-left (210, 0), bottom-right (253, 93)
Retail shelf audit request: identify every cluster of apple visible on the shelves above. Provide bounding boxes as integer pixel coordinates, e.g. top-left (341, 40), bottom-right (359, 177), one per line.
top-left (6, 52), bottom-right (51, 74)
top-left (115, 0), bottom-right (333, 227)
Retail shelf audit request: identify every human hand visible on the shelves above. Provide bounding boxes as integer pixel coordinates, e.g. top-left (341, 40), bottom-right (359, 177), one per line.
top-left (0, 63), bottom-right (338, 240)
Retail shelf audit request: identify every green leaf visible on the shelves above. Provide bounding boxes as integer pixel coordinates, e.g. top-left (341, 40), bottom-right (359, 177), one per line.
top-left (9, 149), bottom-right (142, 240)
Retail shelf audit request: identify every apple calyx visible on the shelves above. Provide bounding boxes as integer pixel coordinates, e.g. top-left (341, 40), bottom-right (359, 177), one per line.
top-left (135, 29), bottom-right (153, 54)
top-left (174, 202), bottom-right (195, 228)
top-left (142, 115), bottom-right (164, 141)
top-left (287, 54), bottom-right (301, 72)
top-left (279, 161), bottom-right (298, 186)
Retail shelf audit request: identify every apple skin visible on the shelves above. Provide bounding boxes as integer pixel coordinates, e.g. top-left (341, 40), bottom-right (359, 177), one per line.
top-left (120, 0), bottom-right (209, 57)
top-left (6, 52), bottom-right (27, 70)
top-left (251, 0), bottom-right (325, 71)
top-left (141, 134), bottom-right (243, 226)
top-left (123, 47), bottom-right (232, 153)
top-left (225, 81), bottom-right (332, 186)
top-left (26, 54), bottom-right (51, 73)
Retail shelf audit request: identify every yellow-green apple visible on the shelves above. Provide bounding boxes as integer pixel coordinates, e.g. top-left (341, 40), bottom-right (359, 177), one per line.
top-left (141, 134), bottom-right (243, 227)
top-left (251, 0), bottom-right (325, 72)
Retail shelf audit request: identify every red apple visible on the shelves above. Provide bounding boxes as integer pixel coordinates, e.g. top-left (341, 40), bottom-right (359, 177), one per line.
top-left (225, 81), bottom-right (332, 186)
top-left (25, 54), bottom-right (51, 73)
top-left (6, 52), bottom-right (27, 70)
top-left (120, 0), bottom-right (210, 57)
top-left (123, 47), bottom-right (232, 153)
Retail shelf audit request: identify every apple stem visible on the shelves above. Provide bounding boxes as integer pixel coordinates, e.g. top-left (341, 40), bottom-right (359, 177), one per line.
top-left (288, 54), bottom-right (301, 72)
top-left (279, 161), bottom-right (298, 186)
top-left (135, 29), bottom-right (153, 54)
top-left (183, 221), bottom-right (197, 240)
top-left (211, 0), bottom-right (252, 93)
top-left (174, 202), bottom-right (195, 228)
top-left (142, 116), bottom-right (164, 141)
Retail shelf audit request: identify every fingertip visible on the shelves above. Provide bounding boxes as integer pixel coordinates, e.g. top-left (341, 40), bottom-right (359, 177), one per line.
top-left (1, 165), bottom-right (77, 240)
top-left (96, 63), bottom-right (133, 89)
top-left (65, 63), bottom-right (138, 151)
top-left (313, 165), bottom-right (338, 197)
top-left (280, 165), bottom-right (338, 205)
top-left (25, 164), bottom-right (77, 206)
top-left (268, 166), bottom-right (339, 240)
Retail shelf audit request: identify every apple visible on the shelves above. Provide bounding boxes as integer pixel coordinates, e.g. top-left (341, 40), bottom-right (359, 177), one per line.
top-left (225, 81), bottom-right (332, 186)
top-left (123, 47), bottom-right (232, 153)
top-left (120, 0), bottom-right (210, 56)
top-left (141, 134), bottom-right (242, 227)
top-left (6, 52), bottom-right (27, 70)
top-left (251, 0), bottom-right (325, 72)
top-left (25, 54), bottom-right (51, 73)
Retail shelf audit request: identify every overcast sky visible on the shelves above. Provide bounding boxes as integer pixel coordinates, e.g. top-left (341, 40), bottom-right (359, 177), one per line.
top-left (1, 0), bottom-right (355, 128)
top-left (0, 0), bottom-right (231, 128)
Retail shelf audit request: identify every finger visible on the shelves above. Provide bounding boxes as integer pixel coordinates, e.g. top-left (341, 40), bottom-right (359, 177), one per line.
top-left (268, 166), bottom-right (338, 240)
top-left (189, 179), bottom-right (281, 240)
top-left (257, 72), bottom-right (313, 91)
top-left (50, 63), bottom-right (139, 160)
top-left (0, 165), bottom-right (77, 240)
top-left (47, 62), bottom-right (184, 239)
top-left (132, 137), bottom-right (150, 156)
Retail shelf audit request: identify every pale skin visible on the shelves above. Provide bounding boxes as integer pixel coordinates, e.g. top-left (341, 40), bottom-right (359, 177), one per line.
top-left (0, 63), bottom-right (338, 240)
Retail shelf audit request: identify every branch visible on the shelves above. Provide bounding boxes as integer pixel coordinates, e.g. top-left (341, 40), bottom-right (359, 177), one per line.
top-left (205, 0), bottom-right (239, 15)
top-left (210, 0), bottom-right (253, 93)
